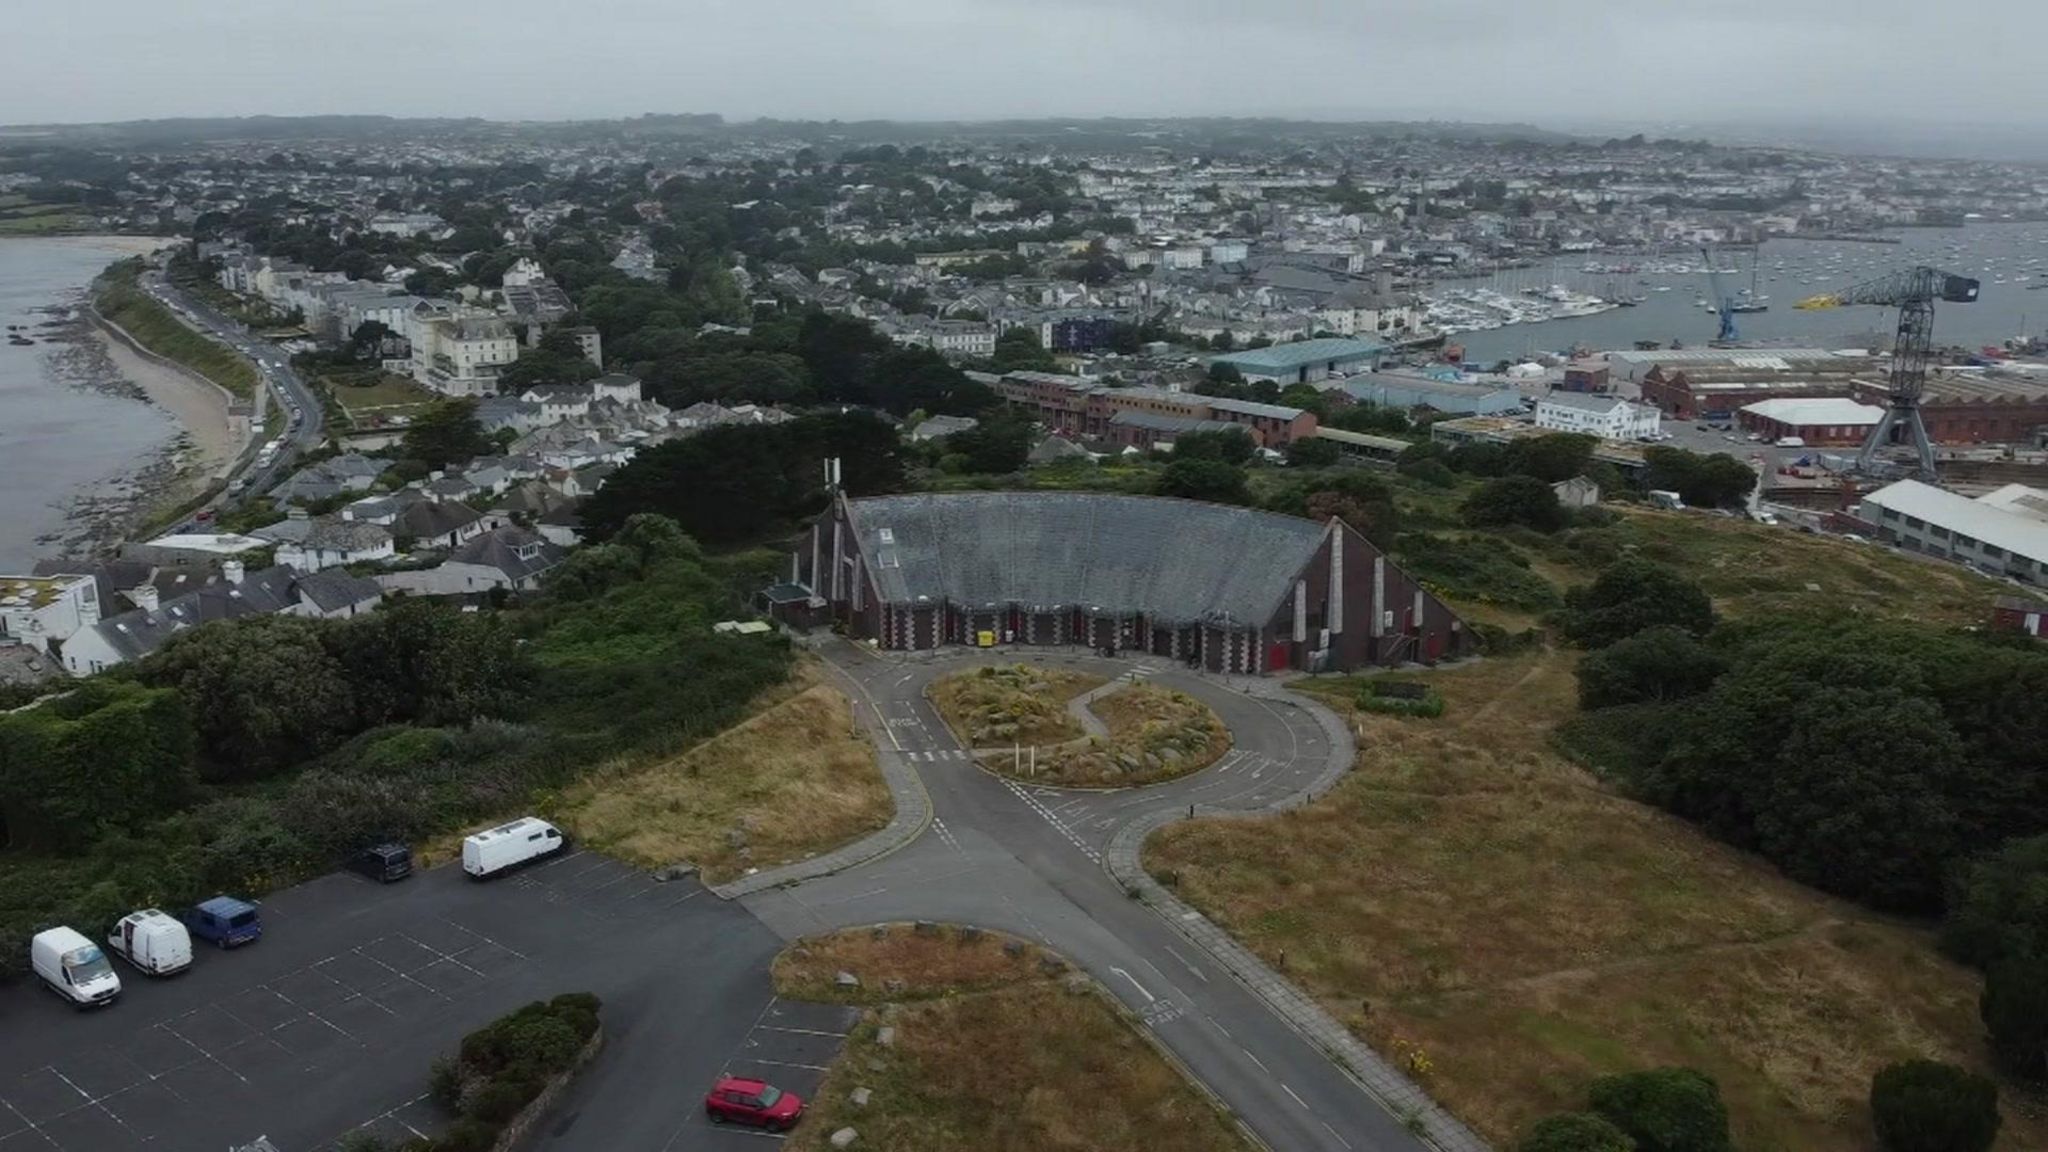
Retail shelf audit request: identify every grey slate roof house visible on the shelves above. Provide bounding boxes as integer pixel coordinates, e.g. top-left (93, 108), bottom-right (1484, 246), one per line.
top-left (786, 491), bottom-right (1470, 673)
top-left (59, 564), bottom-right (380, 675)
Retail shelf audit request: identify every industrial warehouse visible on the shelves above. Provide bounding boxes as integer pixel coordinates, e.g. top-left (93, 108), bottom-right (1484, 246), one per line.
top-left (781, 491), bottom-right (1470, 673)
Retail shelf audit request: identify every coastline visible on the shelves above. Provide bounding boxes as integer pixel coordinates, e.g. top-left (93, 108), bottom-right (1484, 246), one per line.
top-left (0, 234), bottom-right (243, 566)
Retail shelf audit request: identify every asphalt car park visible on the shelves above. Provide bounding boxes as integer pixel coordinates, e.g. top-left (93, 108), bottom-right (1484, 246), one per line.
top-left (0, 850), bottom-right (790, 1152)
top-left (658, 998), bottom-right (859, 1151)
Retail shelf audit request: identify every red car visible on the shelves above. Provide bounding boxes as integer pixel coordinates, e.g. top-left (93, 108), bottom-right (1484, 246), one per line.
top-left (705, 1075), bottom-right (805, 1130)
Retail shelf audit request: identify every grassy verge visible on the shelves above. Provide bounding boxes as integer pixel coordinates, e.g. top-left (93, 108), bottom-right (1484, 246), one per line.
top-left (1144, 651), bottom-right (2048, 1152)
top-left (996, 683), bottom-right (1229, 788)
top-left (774, 924), bottom-right (1252, 1152)
top-left (307, 362), bottom-right (441, 429)
top-left (928, 664), bottom-right (1106, 747)
top-left (93, 260), bottom-right (257, 399)
top-left (551, 667), bottom-right (890, 884)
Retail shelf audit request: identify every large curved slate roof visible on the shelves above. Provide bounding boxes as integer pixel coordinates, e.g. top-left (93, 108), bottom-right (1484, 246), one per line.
top-left (845, 492), bottom-right (1329, 625)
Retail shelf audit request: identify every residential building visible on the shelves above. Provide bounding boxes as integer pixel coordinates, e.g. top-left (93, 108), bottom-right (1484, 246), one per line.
top-left (260, 513), bottom-right (396, 573)
top-left (1322, 373), bottom-right (1524, 417)
top-left (1552, 476), bottom-right (1602, 508)
top-left (375, 526), bottom-right (566, 596)
top-left (1535, 393), bottom-right (1661, 440)
top-left (413, 314), bottom-right (520, 397)
top-left (910, 415), bottom-right (979, 442)
top-left (0, 574), bottom-right (100, 654)
top-left (60, 564), bottom-right (299, 675)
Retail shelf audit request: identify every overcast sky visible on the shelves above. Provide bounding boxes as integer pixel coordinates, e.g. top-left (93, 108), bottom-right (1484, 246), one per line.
top-left (6, 0), bottom-right (2044, 131)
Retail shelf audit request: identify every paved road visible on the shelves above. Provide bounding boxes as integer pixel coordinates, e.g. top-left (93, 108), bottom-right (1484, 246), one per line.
top-left (135, 267), bottom-right (324, 508)
top-left (0, 854), bottom-right (798, 1152)
top-left (744, 643), bottom-right (1443, 1152)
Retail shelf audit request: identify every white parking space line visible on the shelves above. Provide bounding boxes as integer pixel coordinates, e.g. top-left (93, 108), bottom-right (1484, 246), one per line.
top-left (0, 1100), bottom-right (48, 1147)
top-left (48, 1066), bottom-right (138, 1138)
top-left (737, 1057), bottom-right (832, 1073)
top-left (759, 1026), bottom-right (849, 1039)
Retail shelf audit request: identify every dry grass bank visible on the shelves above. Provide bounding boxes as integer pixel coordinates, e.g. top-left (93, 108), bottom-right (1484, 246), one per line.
top-left (776, 924), bottom-right (1250, 1152)
top-left (553, 668), bottom-right (890, 884)
top-left (928, 663), bottom-right (1106, 747)
top-left (1145, 651), bottom-right (2047, 1152)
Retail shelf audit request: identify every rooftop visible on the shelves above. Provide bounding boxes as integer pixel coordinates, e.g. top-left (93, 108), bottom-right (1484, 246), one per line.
top-left (846, 492), bottom-right (1330, 625)
top-left (0, 574), bottom-right (90, 610)
top-left (1864, 480), bottom-right (2048, 563)
top-left (1208, 337), bottom-right (1386, 373)
top-left (1740, 397), bottom-right (1885, 426)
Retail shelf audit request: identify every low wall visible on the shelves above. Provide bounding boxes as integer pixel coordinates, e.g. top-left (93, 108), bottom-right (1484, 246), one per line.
top-left (491, 1027), bottom-right (603, 1152)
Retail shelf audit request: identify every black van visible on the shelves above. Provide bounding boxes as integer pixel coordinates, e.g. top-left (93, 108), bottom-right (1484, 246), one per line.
top-left (346, 842), bottom-right (414, 883)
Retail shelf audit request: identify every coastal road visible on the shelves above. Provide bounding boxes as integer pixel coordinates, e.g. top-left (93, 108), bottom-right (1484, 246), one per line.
top-left (742, 643), bottom-right (1475, 1152)
top-left (135, 266), bottom-right (324, 506)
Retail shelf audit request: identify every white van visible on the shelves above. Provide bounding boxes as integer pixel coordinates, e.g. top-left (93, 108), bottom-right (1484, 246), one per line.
top-left (31, 927), bottom-right (122, 1008)
top-left (107, 910), bottom-right (193, 976)
top-left (1775, 436), bottom-right (1805, 448)
top-left (462, 817), bottom-right (566, 879)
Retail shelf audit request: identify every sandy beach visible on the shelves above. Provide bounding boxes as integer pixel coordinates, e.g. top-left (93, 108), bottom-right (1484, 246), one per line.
top-left (93, 324), bottom-right (243, 483)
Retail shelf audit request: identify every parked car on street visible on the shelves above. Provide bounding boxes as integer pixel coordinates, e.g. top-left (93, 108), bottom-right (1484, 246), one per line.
top-left (705, 1076), bottom-right (804, 1130)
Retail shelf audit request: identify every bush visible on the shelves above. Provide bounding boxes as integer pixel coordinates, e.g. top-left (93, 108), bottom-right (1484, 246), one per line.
top-left (1981, 955), bottom-right (2048, 1083)
top-left (1357, 680), bottom-right (1446, 718)
top-left (429, 1055), bottom-right (464, 1109)
top-left (1587, 1068), bottom-right (1731, 1152)
top-left (1558, 559), bottom-right (1715, 649)
top-left (1463, 474), bottom-right (1565, 533)
top-left (428, 1120), bottom-right (497, 1152)
top-left (463, 1077), bottom-right (540, 1124)
top-left (1576, 626), bottom-right (1726, 709)
top-left (1942, 834), bottom-right (2048, 970)
top-left (1517, 1111), bottom-right (1637, 1152)
top-left (1869, 1059), bottom-right (2000, 1152)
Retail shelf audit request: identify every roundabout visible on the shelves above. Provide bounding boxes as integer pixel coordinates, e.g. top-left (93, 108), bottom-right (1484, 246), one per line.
top-left (728, 639), bottom-right (1492, 1152)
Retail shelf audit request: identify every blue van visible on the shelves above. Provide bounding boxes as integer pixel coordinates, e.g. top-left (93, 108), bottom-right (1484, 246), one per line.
top-left (183, 896), bottom-right (263, 949)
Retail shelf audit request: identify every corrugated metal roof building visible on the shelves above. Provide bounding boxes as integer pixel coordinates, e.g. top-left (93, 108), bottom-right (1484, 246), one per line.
top-left (782, 491), bottom-right (1472, 673)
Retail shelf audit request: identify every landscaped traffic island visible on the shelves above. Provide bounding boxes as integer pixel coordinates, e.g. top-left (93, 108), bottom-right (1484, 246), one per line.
top-left (930, 664), bottom-right (1231, 788)
top-left (773, 923), bottom-right (1250, 1152)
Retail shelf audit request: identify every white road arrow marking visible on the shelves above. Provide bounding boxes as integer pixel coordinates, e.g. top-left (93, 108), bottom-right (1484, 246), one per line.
top-left (1110, 966), bottom-right (1156, 1003)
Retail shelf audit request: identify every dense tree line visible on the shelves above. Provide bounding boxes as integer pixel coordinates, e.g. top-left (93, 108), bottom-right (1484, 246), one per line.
top-left (1566, 604), bottom-right (2048, 918)
top-left (580, 410), bottom-right (905, 545)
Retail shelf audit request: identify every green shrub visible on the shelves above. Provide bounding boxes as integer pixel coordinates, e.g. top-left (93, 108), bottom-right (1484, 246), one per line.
top-left (1869, 1059), bottom-right (2000, 1152)
top-left (427, 1119), bottom-right (496, 1152)
top-left (1588, 1068), bottom-right (1731, 1152)
top-left (1356, 681), bottom-right (1447, 719)
top-left (1517, 1111), bottom-right (1637, 1152)
top-left (1942, 834), bottom-right (2048, 970)
top-left (1981, 955), bottom-right (2048, 1083)
top-left (428, 1055), bottom-right (463, 1109)
top-left (463, 1077), bottom-right (540, 1124)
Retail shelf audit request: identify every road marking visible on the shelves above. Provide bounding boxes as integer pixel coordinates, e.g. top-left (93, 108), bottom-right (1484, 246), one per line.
top-left (1282, 1083), bottom-right (1309, 1109)
top-left (1208, 1018), bottom-right (1232, 1039)
top-left (739, 1057), bottom-right (832, 1072)
top-left (1162, 944), bottom-right (1209, 982)
top-left (1109, 966), bottom-right (1155, 1003)
top-left (873, 703), bottom-right (902, 750)
top-left (1323, 1121), bottom-right (1355, 1149)
top-left (760, 1025), bottom-right (850, 1039)
top-left (1243, 1049), bottom-right (1269, 1072)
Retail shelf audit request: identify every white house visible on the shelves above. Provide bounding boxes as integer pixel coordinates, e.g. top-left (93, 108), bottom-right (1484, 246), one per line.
top-left (0, 574), bottom-right (100, 654)
top-left (413, 314), bottom-right (520, 397)
top-left (266, 515), bottom-right (396, 573)
top-left (375, 526), bottom-right (566, 596)
top-left (1534, 393), bottom-right (1661, 440)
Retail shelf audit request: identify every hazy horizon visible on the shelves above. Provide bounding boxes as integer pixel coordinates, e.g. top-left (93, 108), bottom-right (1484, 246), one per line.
top-left (5, 1), bottom-right (2044, 136)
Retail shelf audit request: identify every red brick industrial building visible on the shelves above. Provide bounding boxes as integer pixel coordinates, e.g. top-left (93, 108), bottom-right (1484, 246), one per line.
top-left (787, 491), bottom-right (1469, 673)
top-left (987, 371), bottom-right (1317, 450)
